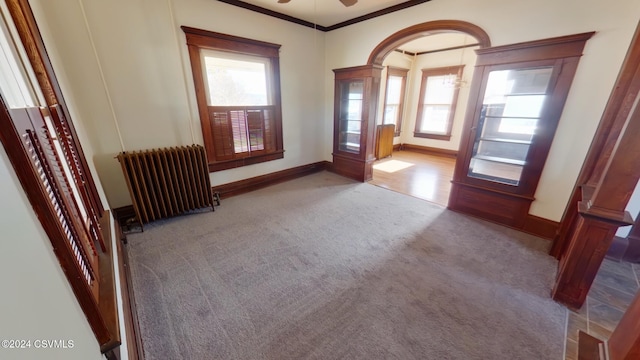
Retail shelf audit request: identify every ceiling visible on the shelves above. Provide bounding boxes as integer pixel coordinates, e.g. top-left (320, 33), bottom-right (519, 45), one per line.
top-left (222, 1), bottom-right (476, 55)
top-left (228, 0), bottom-right (420, 28)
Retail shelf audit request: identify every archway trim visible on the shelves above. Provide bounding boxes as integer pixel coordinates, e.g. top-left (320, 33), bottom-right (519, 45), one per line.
top-left (367, 20), bottom-right (491, 66)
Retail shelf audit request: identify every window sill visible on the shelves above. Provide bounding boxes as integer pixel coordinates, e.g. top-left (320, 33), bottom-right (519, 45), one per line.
top-left (208, 150), bottom-right (284, 172)
top-left (414, 132), bottom-right (452, 141)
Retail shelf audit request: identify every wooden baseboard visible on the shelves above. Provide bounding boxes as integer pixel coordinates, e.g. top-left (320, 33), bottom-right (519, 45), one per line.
top-left (116, 222), bottom-right (144, 360)
top-left (212, 161), bottom-right (330, 198)
top-left (523, 214), bottom-right (560, 240)
top-left (399, 143), bottom-right (457, 158)
top-left (392, 143), bottom-right (401, 152)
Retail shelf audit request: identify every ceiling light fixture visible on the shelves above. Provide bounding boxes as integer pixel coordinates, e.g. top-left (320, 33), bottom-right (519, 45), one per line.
top-left (277, 0), bottom-right (358, 7)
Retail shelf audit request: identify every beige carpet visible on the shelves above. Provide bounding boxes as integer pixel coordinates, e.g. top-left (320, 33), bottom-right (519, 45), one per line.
top-left (127, 171), bottom-right (566, 359)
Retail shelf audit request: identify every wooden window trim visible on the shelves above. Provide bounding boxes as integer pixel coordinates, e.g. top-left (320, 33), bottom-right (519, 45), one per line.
top-left (414, 65), bottom-right (464, 141)
top-left (2, 0), bottom-right (120, 354)
top-left (182, 26), bottom-right (284, 171)
top-left (6, 0), bottom-right (104, 218)
top-left (382, 66), bottom-right (408, 137)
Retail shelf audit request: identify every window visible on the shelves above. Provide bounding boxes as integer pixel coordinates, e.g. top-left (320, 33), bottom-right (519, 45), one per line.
top-left (0, 0), bottom-right (119, 353)
top-left (414, 65), bottom-right (464, 140)
top-left (183, 27), bottom-right (284, 172)
top-left (382, 67), bottom-right (408, 136)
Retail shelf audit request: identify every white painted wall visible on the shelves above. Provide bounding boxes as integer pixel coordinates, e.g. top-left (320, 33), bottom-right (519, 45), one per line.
top-left (616, 180), bottom-right (640, 237)
top-left (31, 0), bottom-right (327, 209)
top-left (0, 146), bottom-right (104, 360)
top-left (324, 0), bottom-right (640, 221)
top-left (401, 46), bottom-right (477, 151)
top-left (31, 0), bottom-right (640, 222)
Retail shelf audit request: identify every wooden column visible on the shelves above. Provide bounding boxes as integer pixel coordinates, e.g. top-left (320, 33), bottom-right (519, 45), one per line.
top-left (550, 19), bottom-right (640, 310)
top-left (551, 85), bottom-right (640, 309)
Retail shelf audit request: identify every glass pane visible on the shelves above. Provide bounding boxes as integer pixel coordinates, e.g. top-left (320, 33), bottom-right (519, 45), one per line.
top-left (202, 51), bottom-right (269, 106)
top-left (383, 105), bottom-right (398, 125)
top-left (468, 66), bottom-right (553, 186)
top-left (386, 76), bottom-right (403, 103)
top-left (469, 158), bottom-right (523, 185)
top-left (339, 80), bottom-right (364, 153)
top-left (420, 105), bottom-right (450, 134)
top-left (424, 75), bottom-right (456, 104)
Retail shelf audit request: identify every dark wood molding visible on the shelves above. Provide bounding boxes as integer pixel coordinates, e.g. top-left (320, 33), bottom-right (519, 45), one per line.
top-left (399, 143), bottom-right (457, 158)
top-left (212, 161), bottom-right (329, 198)
top-left (394, 49), bottom-right (417, 57)
top-left (522, 214), bottom-right (559, 240)
top-left (116, 223), bottom-right (143, 360)
top-left (216, 0), bottom-right (321, 30)
top-left (577, 331), bottom-right (605, 360)
top-left (367, 20), bottom-right (491, 66)
top-left (392, 143), bottom-right (402, 152)
top-left (208, 151), bottom-right (285, 172)
top-left (6, 0), bottom-right (104, 215)
top-left (416, 43), bottom-right (480, 56)
top-left (216, 0), bottom-right (432, 32)
top-left (323, 0), bottom-right (432, 32)
top-left (414, 65), bottom-right (464, 141)
top-left (474, 32), bottom-right (595, 66)
top-left (97, 211), bottom-right (121, 354)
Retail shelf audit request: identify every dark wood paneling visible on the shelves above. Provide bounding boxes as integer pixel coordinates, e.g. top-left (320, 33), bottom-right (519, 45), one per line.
top-left (577, 331), bottom-right (605, 360)
top-left (449, 182), bottom-right (532, 228)
top-left (212, 161), bottom-right (329, 198)
top-left (331, 154), bottom-right (374, 182)
top-left (400, 143), bottom-right (457, 158)
top-left (523, 214), bottom-right (559, 240)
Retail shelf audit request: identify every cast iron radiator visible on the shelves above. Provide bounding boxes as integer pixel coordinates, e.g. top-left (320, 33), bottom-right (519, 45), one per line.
top-left (117, 145), bottom-right (218, 226)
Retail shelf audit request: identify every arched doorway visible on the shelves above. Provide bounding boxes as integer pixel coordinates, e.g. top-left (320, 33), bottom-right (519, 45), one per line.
top-left (334, 20), bottom-right (491, 205)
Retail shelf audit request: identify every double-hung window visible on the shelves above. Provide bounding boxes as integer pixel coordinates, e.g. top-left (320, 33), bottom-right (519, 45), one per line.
top-left (414, 65), bottom-right (464, 140)
top-left (382, 67), bottom-right (408, 136)
top-left (183, 27), bottom-right (284, 171)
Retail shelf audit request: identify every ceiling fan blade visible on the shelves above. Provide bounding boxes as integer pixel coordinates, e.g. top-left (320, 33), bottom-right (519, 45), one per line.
top-left (277, 0), bottom-right (290, 3)
top-left (340, 0), bottom-right (358, 7)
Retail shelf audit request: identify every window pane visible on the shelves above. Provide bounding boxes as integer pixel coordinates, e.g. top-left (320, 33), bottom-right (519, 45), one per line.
top-left (386, 76), bottom-right (403, 104)
top-left (383, 105), bottom-right (398, 125)
top-left (502, 95), bottom-right (546, 118)
top-left (424, 75), bottom-right (456, 104)
top-left (420, 105), bottom-right (450, 134)
top-left (203, 51), bottom-right (269, 106)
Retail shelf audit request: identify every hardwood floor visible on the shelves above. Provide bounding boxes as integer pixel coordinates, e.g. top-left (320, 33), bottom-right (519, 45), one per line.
top-left (369, 150), bottom-right (456, 207)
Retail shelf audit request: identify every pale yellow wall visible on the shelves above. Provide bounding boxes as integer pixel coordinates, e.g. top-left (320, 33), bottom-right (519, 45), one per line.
top-left (0, 146), bottom-right (105, 360)
top-left (32, 0), bottom-right (327, 209)
top-left (325, 0), bottom-right (640, 221)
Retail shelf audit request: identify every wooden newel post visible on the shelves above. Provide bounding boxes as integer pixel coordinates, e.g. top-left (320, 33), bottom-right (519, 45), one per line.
top-left (551, 89), bottom-right (640, 310)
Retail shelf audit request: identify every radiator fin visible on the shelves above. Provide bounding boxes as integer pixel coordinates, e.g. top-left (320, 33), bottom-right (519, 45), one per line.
top-left (117, 145), bottom-right (215, 225)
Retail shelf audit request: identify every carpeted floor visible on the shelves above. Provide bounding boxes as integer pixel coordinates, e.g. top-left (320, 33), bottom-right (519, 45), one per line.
top-left (127, 171), bottom-right (567, 359)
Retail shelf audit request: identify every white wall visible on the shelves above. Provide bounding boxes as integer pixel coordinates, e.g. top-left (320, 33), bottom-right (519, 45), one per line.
top-left (616, 180), bottom-right (640, 237)
top-left (32, 0), bottom-right (327, 209)
top-left (0, 146), bottom-right (104, 360)
top-left (31, 0), bottom-right (640, 221)
top-left (324, 0), bottom-right (640, 221)
top-left (401, 46), bottom-right (477, 151)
